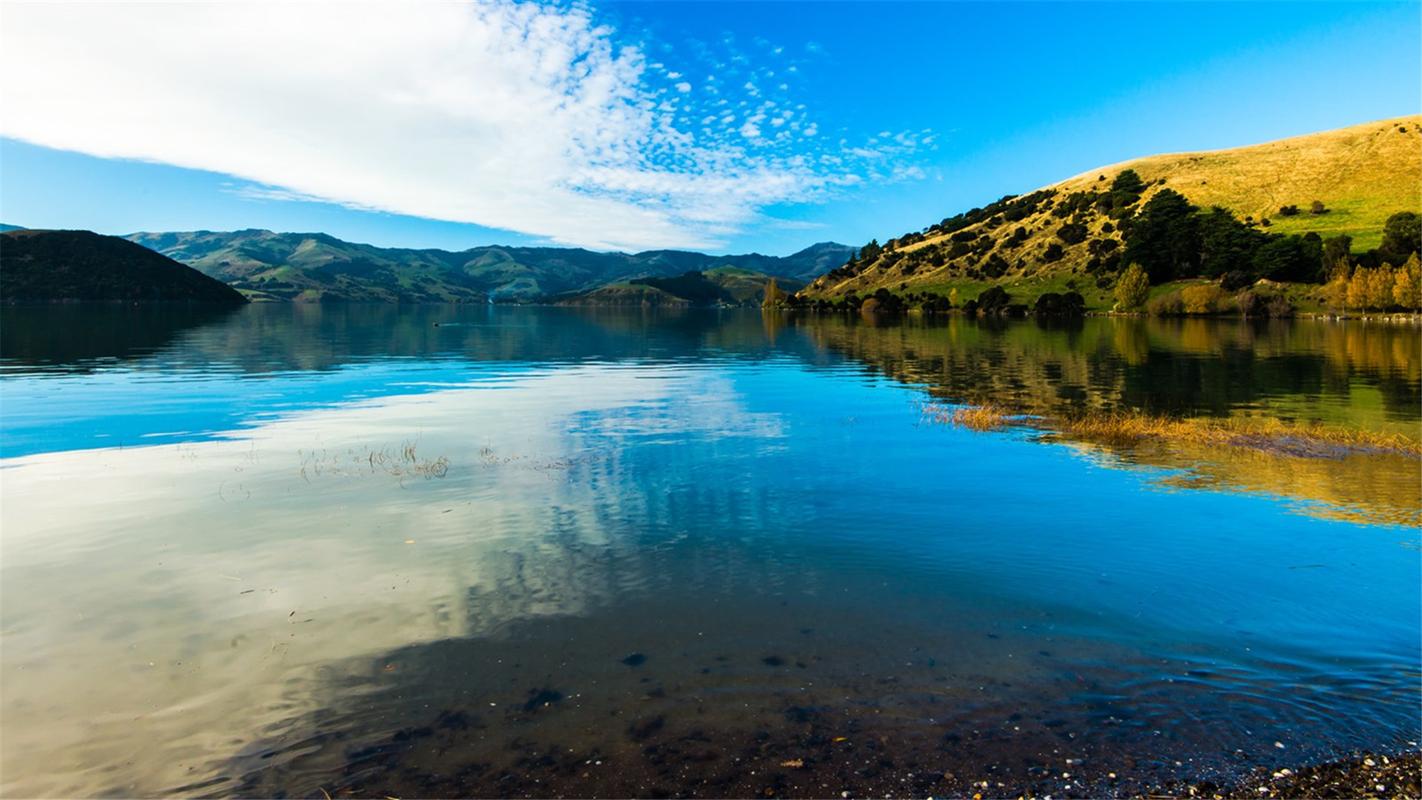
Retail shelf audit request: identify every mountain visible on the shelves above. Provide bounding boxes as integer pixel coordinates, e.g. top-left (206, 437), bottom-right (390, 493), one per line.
top-left (557, 267), bottom-right (804, 307)
top-left (800, 116), bottom-right (1421, 307)
top-left (126, 229), bottom-right (853, 303)
top-left (1, 229), bottom-right (248, 305)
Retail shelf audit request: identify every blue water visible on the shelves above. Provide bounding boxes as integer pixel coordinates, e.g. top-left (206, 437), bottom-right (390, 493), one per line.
top-left (0, 305), bottom-right (1418, 797)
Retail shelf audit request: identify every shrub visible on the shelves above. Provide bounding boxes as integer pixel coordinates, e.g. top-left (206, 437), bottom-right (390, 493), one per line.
top-left (1237, 290), bottom-right (1294, 318)
top-left (921, 293), bottom-right (952, 314)
top-left (1181, 284), bottom-right (1227, 314)
top-left (1278, 205), bottom-right (1300, 217)
top-left (977, 285), bottom-right (1012, 311)
top-left (1146, 290), bottom-right (1183, 316)
top-left (1321, 271), bottom-right (1350, 310)
top-left (1113, 263), bottom-right (1150, 309)
top-left (1033, 291), bottom-right (1086, 316)
top-left (1310, 200), bottom-right (1328, 215)
top-left (1265, 294), bottom-right (1296, 318)
top-left (982, 254), bottom-right (1010, 278)
top-left (1220, 270), bottom-right (1253, 292)
top-left (1056, 222), bottom-right (1089, 245)
top-left (1042, 243), bottom-right (1065, 263)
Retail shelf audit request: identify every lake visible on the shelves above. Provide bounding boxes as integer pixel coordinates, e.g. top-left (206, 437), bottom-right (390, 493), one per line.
top-left (1, 305), bottom-right (1418, 797)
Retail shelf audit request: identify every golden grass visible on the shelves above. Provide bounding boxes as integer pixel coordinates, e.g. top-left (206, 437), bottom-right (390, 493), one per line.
top-left (942, 404), bottom-right (1015, 431)
top-left (1060, 116), bottom-right (1422, 250)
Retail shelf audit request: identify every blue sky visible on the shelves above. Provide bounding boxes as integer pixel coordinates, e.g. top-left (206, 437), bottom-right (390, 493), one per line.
top-left (1, 1), bottom-right (1418, 255)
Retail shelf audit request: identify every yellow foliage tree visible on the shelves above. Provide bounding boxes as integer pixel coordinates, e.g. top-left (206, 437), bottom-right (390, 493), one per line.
top-left (761, 278), bottom-right (785, 309)
top-left (1114, 263), bottom-right (1150, 309)
top-left (1346, 268), bottom-right (1373, 310)
top-left (1367, 266), bottom-right (1397, 310)
top-left (1393, 254), bottom-right (1421, 311)
top-left (948, 287), bottom-right (960, 308)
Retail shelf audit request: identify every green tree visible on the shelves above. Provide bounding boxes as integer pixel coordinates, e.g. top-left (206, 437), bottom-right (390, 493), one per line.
top-left (1114, 263), bottom-right (1150, 309)
top-left (1380, 212), bottom-right (1421, 263)
top-left (1123, 189), bottom-right (1201, 283)
top-left (1110, 169), bottom-right (1146, 196)
top-left (1197, 206), bottom-right (1265, 278)
top-left (1322, 234), bottom-right (1352, 276)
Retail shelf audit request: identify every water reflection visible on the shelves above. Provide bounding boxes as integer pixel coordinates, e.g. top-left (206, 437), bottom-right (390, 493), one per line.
top-left (0, 306), bottom-right (1418, 797)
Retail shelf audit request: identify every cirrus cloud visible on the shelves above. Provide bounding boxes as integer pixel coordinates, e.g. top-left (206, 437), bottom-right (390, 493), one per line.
top-left (0, 0), bottom-right (924, 251)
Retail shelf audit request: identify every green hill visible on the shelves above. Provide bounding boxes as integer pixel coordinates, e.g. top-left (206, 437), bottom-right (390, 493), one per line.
top-left (127, 230), bottom-right (851, 303)
top-left (799, 116), bottom-right (1421, 309)
top-left (1, 229), bottom-right (247, 305)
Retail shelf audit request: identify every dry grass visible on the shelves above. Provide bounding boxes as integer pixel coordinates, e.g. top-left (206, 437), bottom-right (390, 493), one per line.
top-left (940, 404), bottom-right (1015, 431)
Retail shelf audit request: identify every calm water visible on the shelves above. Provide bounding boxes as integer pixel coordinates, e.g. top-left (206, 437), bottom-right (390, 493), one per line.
top-left (1, 305), bottom-right (1418, 797)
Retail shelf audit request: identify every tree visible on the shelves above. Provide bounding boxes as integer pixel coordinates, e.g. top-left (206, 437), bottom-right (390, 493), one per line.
top-left (1251, 234), bottom-right (1323, 283)
top-left (1123, 189), bottom-right (1200, 283)
top-left (1111, 169), bottom-right (1146, 196)
top-left (948, 287), bottom-right (960, 307)
top-left (1367, 266), bottom-right (1396, 310)
top-left (761, 278), bottom-right (786, 309)
top-left (1309, 200), bottom-right (1328, 215)
top-left (1056, 222), bottom-right (1089, 245)
top-left (1380, 212), bottom-right (1421, 263)
top-left (858, 239), bottom-right (883, 263)
top-left (1198, 206), bottom-right (1265, 278)
top-left (1346, 268), bottom-right (1371, 310)
top-left (1114, 263), bottom-right (1150, 309)
top-left (1322, 234), bottom-right (1352, 276)
top-left (1394, 253), bottom-right (1421, 311)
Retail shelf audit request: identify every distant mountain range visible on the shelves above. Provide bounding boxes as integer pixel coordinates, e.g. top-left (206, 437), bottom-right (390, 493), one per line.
top-left (1, 229), bottom-right (247, 305)
top-left (122, 229), bottom-right (853, 304)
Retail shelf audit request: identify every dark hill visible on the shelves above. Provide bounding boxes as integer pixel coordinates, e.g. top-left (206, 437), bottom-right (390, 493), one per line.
top-left (1, 229), bottom-right (248, 305)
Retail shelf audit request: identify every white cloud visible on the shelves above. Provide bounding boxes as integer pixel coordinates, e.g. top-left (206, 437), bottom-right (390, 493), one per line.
top-left (0, 0), bottom-right (925, 251)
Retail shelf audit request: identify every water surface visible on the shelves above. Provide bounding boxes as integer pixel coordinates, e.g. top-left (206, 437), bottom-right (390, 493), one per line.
top-left (1, 306), bottom-right (1418, 797)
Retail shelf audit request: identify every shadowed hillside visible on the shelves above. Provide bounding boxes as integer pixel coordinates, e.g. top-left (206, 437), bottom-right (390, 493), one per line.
top-left (1, 229), bottom-right (248, 305)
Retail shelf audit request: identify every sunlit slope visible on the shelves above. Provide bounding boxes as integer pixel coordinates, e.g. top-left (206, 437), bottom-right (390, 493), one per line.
top-left (1061, 116), bottom-right (1421, 245)
top-left (804, 116), bottom-right (1421, 300)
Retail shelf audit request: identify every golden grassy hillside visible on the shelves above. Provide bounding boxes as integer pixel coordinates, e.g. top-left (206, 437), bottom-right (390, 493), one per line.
top-left (1058, 116), bottom-right (1422, 246)
top-left (803, 116), bottom-right (1420, 304)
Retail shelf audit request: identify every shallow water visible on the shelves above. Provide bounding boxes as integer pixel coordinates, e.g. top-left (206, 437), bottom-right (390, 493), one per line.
top-left (1, 305), bottom-right (1418, 797)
